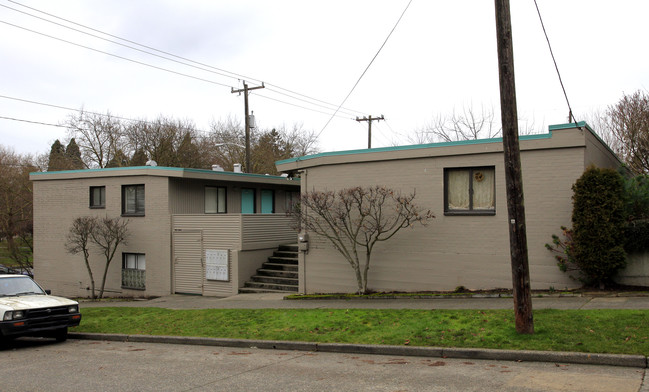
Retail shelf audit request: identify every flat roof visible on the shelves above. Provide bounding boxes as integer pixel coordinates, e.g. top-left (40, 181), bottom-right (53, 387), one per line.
top-left (277, 122), bottom-right (594, 167)
top-left (30, 165), bottom-right (300, 186)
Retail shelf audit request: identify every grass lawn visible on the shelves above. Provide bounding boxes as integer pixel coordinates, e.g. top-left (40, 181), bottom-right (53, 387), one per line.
top-left (75, 308), bottom-right (649, 355)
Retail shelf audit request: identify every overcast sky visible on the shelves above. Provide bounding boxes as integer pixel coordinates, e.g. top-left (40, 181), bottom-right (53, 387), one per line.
top-left (1, 0), bottom-right (648, 157)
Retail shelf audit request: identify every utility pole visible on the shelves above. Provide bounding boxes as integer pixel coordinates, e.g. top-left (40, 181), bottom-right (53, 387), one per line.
top-left (494, 0), bottom-right (534, 334)
top-left (231, 81), bottom-right (264, 173)
top-left (355, 115), bottom-right (384, 149)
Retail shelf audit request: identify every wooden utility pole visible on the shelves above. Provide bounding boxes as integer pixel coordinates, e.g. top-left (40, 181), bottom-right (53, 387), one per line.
top-left (494, 0), bottom-right (534, 334)
top-left (231, 81), bottom-right (265, 173)
top-left (355, 115), bottom-right (384, 149)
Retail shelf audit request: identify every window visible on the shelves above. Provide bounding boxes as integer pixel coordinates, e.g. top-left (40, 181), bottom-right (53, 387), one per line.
top-left (122, 185), bottom-right (145, 216)
top-left (89, 186), bottom-right (105, 208)
top-left (285, 191), bottom-right (300, 213)
top-left (122, 253), bottom-right (145, 290)
top-left (261, 190), bottom-right (274, 214)
top-left (444, 167), bottom-right (495, 215)
top-left (205, 186), bottom-right (227, 213)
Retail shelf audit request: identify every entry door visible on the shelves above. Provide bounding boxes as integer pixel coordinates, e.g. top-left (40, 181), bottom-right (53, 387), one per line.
top-left (173, 230), bottom-right (203, 295)
top-left (260, 190), bottom-right (274, 214)
top-left (241, 188), bottom-right (255, 214)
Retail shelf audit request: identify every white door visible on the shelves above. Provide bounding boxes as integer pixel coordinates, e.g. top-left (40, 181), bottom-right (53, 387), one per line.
top-left (173, 230), bottom-right (203, 295)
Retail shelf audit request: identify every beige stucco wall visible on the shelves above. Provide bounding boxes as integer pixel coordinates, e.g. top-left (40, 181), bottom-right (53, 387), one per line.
top-left (290, 126), bottom-right (622, 293)
top-left (32, 175), bottom-right (172, 298)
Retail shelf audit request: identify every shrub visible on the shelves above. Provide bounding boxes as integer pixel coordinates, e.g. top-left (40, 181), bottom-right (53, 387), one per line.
top-left (547, 167), bottom-right (626, 288)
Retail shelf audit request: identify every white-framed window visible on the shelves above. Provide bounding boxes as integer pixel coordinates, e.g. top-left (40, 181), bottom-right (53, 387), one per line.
top-left (205, 186), bottom-right (227, 213)
top-left (89, 186), bottom-right (105, 208)
top-left (122, 184), bottom-right (145, 216)
top-left (444, 166), bottom-right (495, 215)
top-left (122, 253), bottom-right (145, 290)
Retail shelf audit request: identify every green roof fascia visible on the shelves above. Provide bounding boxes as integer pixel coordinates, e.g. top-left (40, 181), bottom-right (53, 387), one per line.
top-left (548, 121), bottom-right (593, 133)
top-left (276, 131), bottom-right (553, 166)
top-left (30, 165), bottom-right (299, 182)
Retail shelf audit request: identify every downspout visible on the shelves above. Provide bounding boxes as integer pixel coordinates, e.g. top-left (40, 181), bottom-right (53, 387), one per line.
top-left (298, 169), bottom-right (307, 294)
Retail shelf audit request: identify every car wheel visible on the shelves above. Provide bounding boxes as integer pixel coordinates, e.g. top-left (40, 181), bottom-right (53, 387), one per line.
top-left (54, 328), bottom-right (68, 342)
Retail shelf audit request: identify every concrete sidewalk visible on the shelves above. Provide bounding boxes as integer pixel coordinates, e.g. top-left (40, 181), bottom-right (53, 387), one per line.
top-left (78, 292), bottom-right (649, 310)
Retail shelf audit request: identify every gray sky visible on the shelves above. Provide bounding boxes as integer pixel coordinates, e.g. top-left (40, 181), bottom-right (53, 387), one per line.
top-left (1, 0), bottom-right (648, 156)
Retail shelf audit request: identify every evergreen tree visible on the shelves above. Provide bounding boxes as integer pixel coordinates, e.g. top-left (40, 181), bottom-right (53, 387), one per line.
top-left (47, 140), bottom-right (67, 171)
top-left (130, 148), bottom-right (148, 166)
top-left (65, 138), bottom-right (85, 169)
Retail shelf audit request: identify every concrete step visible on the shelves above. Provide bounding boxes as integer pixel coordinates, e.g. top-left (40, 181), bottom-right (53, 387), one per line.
top-left (249, 275), bottom-right (298, 285)
top-left (273, 250), bottom-right (298, 258)
top-left (257, 269), bottom-right (298, 279)
top-left (268, 256), bottom-right (298, 265)
top-left (243, 281), bottom-right (298, 292)
top-left (262, 262), bottom-right (298, 272)
top-left (238, 287), bottom-right (296, 294)
top-left (278, 244), bottom-right (299, 252)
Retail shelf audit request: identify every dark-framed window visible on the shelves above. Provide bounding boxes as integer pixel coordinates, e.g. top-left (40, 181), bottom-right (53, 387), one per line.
top-left (89, 186), bottom-right (106, 208)
top-left (205, 186), bottom-right (227, 214)
top-left (122, 253), bottom-right (145, 290)
top-left (444, 166), bottom-right (495, 215)
top-left (285, 191), bottom-right (300, 213)
top-left (122, 184), bottom-right (145, 216)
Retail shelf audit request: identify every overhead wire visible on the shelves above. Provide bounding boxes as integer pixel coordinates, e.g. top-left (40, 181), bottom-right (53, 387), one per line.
top-left (532, 0), bottom-right (576, 123)
top-left (315, 0), bottom-right (413, 139)
top-left (0, 115), bottom-right (67, 128)
top-left (4, 0), bottom-right (366, 119)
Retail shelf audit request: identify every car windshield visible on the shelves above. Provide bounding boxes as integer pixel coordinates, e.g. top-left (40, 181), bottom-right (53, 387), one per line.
top-left (0, 276), bottom-right (46, 297)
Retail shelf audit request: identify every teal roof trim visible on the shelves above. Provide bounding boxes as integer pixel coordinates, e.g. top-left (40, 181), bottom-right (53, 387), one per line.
top-left (549, 121), bottom-right (593, 133)
top-left (30, 165), bottom-right (298, 181)
top-left (276, 131), bottom-right (553, 166)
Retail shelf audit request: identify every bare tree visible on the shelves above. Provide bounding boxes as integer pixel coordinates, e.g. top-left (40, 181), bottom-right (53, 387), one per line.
top-left (90, 216), bottom-right (129, 299)
top-left (208, 119), bottom-right (320, 174)
top-left (290, 186), bottom-right (434, 294)
top-left (64, 109), bottom-right (124, 169)
top-left (410, 105), bottom-right (537, 144)
top-left (604, 90), bottom-right (649, 174)
top-left (65, 216), bottom-right (98, 299)
top-left (0, 146), bottom-right (36, 275)
top-left (65, 216), bottom-right (129, 299)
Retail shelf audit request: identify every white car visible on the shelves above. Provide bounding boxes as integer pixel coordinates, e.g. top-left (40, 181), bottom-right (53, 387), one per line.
top-left (0, 274), bottom-right (81, 342)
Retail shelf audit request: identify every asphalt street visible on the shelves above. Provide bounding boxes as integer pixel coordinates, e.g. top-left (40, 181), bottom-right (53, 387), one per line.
top-left (0, 338), bottom-right (644, 392)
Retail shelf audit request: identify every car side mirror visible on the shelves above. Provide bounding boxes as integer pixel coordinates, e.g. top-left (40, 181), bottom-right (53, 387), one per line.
top-left (45, 289), bottom-right (51, 295)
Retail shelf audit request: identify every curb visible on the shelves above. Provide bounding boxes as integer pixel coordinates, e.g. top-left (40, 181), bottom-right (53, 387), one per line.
top-left (69, 332), bottom-right (648, 369)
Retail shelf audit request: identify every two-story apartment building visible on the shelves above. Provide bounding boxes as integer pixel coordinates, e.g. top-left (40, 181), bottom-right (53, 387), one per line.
top-left (30, 166), bottom-right (300, 298)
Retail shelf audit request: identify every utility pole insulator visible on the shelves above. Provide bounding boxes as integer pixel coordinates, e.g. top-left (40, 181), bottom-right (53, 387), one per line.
top-left (355, 115), bottom-right (385, 149)
top-left (231, 81), bottom-right (265, 173)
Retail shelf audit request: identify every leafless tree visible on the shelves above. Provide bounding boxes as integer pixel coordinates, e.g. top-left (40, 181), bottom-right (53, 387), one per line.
top-left (90, 216), bottom-right (129, 299)
top-left (0, 146), bottom-right (36, 275)
top-left (604, 90), bottom-right (649, 174)
top-left (64, 109), bottom-right (124, 169)
top-left (65, 216), bottom-right (98, 299)
top-left (290, 186), bottom-right (434, 294)
top-left (65, 216), bottom-right (129, 299)
top-left (409, 105), bottom-right (537, 144)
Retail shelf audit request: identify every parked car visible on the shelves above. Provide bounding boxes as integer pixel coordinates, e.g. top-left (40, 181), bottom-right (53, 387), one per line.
top-left (0, 264), bottom-right (19, 274)
top-left (0, 274), bottom-right (81, 342)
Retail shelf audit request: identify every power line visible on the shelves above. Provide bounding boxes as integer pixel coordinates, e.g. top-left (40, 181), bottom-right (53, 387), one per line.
top-left (4, 0), bottom-right (367, 119)
top-left (0, 19), bottom-right (235, 89)
top-left (316, 0), bottom-right (413, 139)
top-left (0, 115), bottom-right (67, 128)
top-left (533, 0), bottom-right (575, 123)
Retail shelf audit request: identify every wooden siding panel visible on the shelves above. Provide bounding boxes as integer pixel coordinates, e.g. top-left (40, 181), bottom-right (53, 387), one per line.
top-left (241, 215), bottom-right (296, 249)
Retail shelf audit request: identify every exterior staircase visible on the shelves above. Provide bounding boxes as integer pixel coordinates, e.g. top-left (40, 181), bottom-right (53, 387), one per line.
top-left (239, 244), bottom-right (298, 293)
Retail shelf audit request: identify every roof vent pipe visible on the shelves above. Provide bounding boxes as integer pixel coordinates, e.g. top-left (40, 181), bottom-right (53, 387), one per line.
top-left (211, 164), bottom-right (224, 171)
top-left (233, 163), bottom-right (243, 173)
